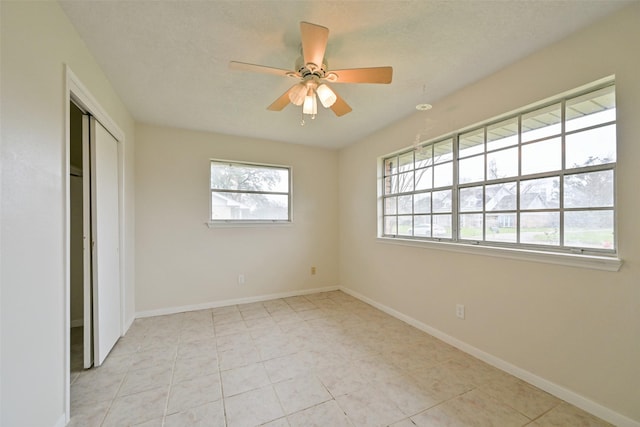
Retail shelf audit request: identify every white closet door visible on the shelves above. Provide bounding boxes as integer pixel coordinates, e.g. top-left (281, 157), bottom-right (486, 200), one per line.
top-left (90, 117), bottom-right (121, 366)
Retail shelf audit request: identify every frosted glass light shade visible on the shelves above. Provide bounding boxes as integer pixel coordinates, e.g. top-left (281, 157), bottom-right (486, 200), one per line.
top-left (316, 84), bottom-right (337, 108)
top-left (303, 94), bottom-right (317, 115)
top-left (288, 83), bottom-right (307, 106)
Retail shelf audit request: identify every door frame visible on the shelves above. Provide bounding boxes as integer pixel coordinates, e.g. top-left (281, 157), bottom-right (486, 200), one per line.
top-left (64, 65), bottom-right (126, 423)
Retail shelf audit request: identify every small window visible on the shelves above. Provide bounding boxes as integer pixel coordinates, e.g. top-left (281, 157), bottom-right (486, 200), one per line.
top-left (210, 160), bottom-right (291, 222)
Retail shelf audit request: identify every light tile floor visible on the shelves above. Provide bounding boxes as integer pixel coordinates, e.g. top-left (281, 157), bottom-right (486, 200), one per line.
top-left (69, 291), bottom-right (613, 426)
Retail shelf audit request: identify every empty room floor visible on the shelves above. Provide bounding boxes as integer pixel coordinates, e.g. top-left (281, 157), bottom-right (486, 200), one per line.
top-left (69, 291), bottom-right (612, 426)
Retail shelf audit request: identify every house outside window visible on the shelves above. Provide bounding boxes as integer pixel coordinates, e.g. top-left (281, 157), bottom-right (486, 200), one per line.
top-left (381, 81), bottom-right (616, 256)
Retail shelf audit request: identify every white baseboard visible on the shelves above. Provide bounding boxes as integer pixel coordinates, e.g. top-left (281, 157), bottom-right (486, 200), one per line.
top-left (135, 285), bottom-right (340, 319)
top-left (70, 319), bottom-right (83, 328)
top-left (340, 286), bottom-right (640, 427)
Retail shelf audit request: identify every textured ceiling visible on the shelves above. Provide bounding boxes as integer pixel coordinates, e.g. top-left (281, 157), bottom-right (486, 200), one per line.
top-left (59, 0), bottom-right (629, 149)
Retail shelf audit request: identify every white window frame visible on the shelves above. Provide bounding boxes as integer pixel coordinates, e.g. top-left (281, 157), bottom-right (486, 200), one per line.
top-left (378, 79), bottom-right (622, 271)
top-left (208, 159), bottom-right (292, 226)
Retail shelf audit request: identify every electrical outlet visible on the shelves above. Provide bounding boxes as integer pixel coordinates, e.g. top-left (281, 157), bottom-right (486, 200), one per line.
top-left (238, 274), bottom-right (245, 285)
top-left (456, 304), bottom-right (465, 319)
top-left (311, 266), bottom-right (317, 275)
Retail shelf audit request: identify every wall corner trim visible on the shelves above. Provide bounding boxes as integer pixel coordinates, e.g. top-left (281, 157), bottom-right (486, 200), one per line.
top-left (53, 413), bottom-right (66, 427)
top-left (340, 286), bottom-right (640, 427)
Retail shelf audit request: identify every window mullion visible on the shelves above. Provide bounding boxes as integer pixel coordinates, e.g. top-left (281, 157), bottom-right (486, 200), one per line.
top-left (517, 113), bottom-right (522, 244)
top-left (213, 189), bottom-right (289, 196)
top-left (560, 98), bottom-right (567, 248)
top-left (482, 127), bottom-right (487, 242)
top-left (452, 133), bottom-right (460, 241)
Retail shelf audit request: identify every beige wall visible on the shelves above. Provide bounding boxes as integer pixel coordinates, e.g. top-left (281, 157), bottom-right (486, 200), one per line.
top-left (135, 124), bottom-right (339, 313)
top-left (339, 3), bottom-right (640, 425)
top-left (0, 1), bottom-right (136, 426)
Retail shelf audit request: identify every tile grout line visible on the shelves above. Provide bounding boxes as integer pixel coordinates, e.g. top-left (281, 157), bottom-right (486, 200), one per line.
top-left (213, 309), bottom-right (231, 427)
top-left (158, 343), bottom-right (178, 427)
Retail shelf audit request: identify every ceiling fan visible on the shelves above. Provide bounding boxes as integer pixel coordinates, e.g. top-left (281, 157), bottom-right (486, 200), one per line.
top-left (229, 21), bottom-right (393, 120)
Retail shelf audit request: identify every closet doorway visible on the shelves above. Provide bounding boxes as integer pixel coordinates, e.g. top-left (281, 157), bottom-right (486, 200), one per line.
top-left (69, 100), bottom-right (122, 373)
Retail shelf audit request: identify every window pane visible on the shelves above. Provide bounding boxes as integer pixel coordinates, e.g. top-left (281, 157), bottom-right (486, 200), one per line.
top-left (486, 181), bottom-right (517, 211)
top-left (399, 152), bottom-right (414, 172)
top-left (434, 139), bottom-right (453, 164)
top-left (486, 214), bottom-right (517, 243)
top-left (212, 192), bottom-right (288, 220)
top-left (415, 145), bottom-right (433, 168)
top-left (459, 186), bottom-right (483, 212)
top-left (433, 214), bottom-right (451, 238)
top-left (459, 129), bottom-right (484, 158)
top-left (398, 216), bottom-right (412, 236)
top-left (384, 175), bottom-right (397, 194)
top-left (487, 118), bottom-right (518, 151)
top-left (384, 197), bottom-right (397, 215)
top-left (384, 216), bottom-right (397, 235)
top-left (520, 212), bottom-right (559, 245)
top-left (398, 171), bottom-right (414, 193)
top-left (521, 138), bottom-right (561, 175)
top-left (412, 215), bottom-right (431, 237)
top-left (415, 167), bottom-right (433, 190)
top-left (566, 86), bottom-right (615, 132)
top-left (384, 156), bottom-right (397, 176)
top-left (520, 177), bottom-right (559, 210)
top-left (432, 190), bottom-right (452, 213)
top-left (460, 214), bottom-right (483, 240)
top-left (211, 163), bottom-right (289, 192)
top-left (434, 162), bottom-right (453, 188)
top-left (398, 195), bottom-right (413, 214)
top-left (566, 124), bottom-right (616, 169)
top-left (487, 147), bottom-right (518, 179)
top-left (522, 103), bottom-right (561, 142)
top-left (459, 155), bottom-right (484, 184)
top-left (414, 192), bottom-right (431, 214)
top-left (564, 170), bottom-right (614, 208)
top-left (565, 210), bottom-right (614, 249)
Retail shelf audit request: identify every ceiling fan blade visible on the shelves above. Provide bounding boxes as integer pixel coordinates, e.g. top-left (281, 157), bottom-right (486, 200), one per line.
top-left (267, 85), bottom-right (298, 111)
top-left (330, 91), bottom-right (352, 117)
top-left (300, 21), bottom-right (329, 69)
top-left (229, 61), bottom-right (295, 78)
top-left (329, 66), bottom-right (393, 84)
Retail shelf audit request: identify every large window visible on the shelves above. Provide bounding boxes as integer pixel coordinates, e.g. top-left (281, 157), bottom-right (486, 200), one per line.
top-left (381, 82), bottom-right (616, 256)
top-left (210, 160), bottom-right (291, 222)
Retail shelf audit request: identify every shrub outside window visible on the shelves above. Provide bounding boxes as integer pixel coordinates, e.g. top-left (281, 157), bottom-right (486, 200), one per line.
top-left (210, 160), bottom-right (291, 222)
top-left (381, 82), bottom-right (616, 256)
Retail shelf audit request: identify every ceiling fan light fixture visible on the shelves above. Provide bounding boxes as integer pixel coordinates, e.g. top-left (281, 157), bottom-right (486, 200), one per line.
top-left (288, 83), bottom-right (307, 106)
top-left (316, 84), bottom-right (337, 108)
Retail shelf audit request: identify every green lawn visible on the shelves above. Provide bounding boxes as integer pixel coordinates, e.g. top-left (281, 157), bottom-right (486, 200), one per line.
top-left (401, 225), bottom-right (613, 248)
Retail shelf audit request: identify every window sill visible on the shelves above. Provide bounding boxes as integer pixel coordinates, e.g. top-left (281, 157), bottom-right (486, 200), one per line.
top-left (376, 237), bottom-right (622, 272)
top-left (206, 221), bottom-right (293, 229)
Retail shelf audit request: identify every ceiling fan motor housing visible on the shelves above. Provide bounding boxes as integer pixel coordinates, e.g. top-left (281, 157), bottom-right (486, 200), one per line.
top-left (295, 55), bottom-right (328, 78)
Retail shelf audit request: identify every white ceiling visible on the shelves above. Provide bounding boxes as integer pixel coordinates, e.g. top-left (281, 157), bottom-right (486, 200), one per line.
top-left (60, 0), bottom-right (629, 149)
